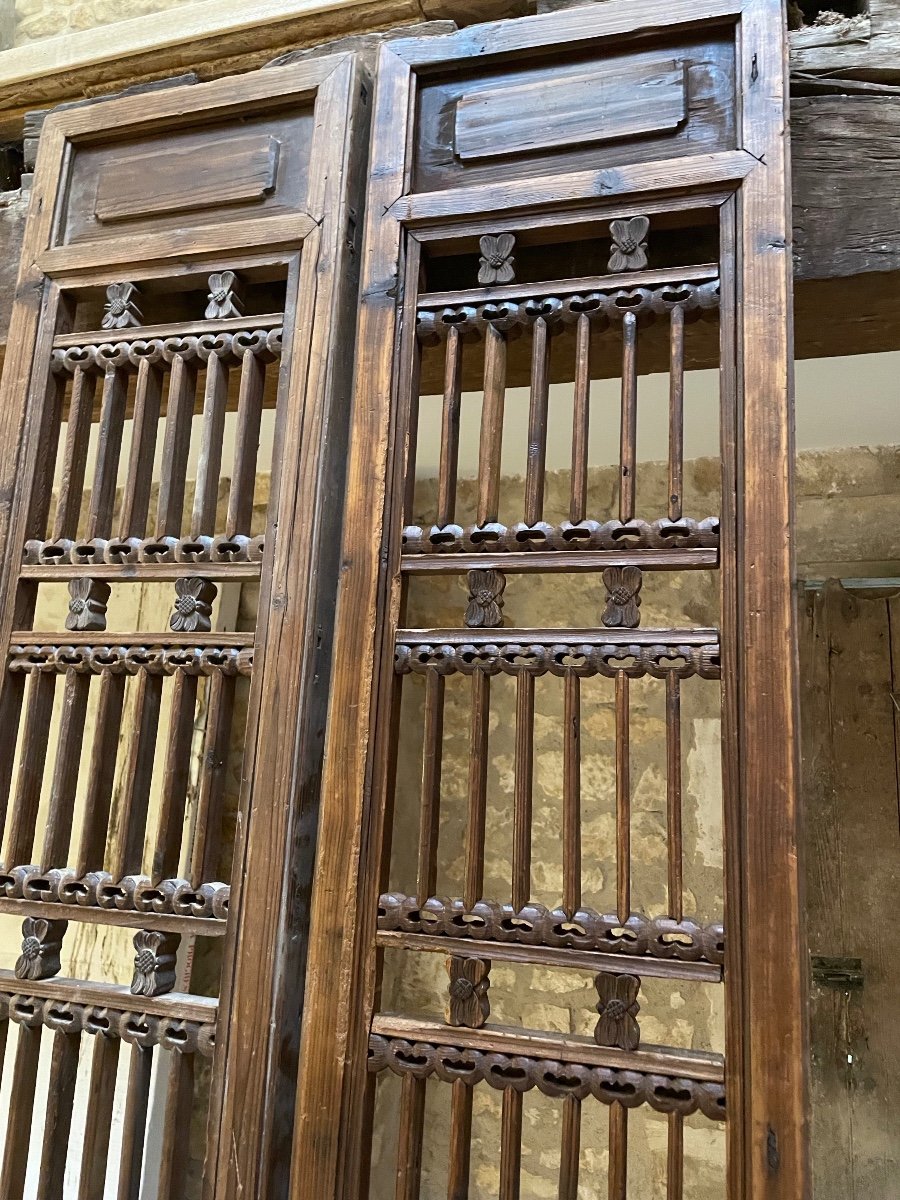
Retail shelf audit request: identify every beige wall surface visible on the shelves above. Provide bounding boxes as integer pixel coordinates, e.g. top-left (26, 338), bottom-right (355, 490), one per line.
top-left (12, 0), bottom-right (194, 45)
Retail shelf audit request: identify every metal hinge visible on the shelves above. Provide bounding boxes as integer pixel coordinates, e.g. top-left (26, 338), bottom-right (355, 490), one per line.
top-left (811, 955), bottom-right (864, 989)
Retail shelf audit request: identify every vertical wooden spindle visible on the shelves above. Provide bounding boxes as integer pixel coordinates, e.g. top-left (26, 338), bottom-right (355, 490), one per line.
top-left (666, 1112), bottom-right (684, 1200)
top-left (226, 349), bottom-right (265, 536)
top-left (570, 312), bottom-right (592, 525)
top-left (152, 670), bottom-right (198, 884)
top-left (0, 677), bottom-right (26, 854)
top-left (666, 673), bottom-right (684, 922)
top-left (116, 1045), bottom-right (153, 1200)
top-left (512, 673), bottom-right (534, 913)
top-left (524, 316), bottom-right (550, 526)
top-left (437, 326), bottom-right (463, 527)
top-left (77, 1034), bottom-right (119, 1200)
top-left (156, 353), bottom-right (198, 539)
top-left (447, 1079), bottom-right (472, 1200)
top-left (403, 336), bottom-right (422, 528)
top-left (558, 1095), bottom-right (581, 1200)
top-left (52, 367), bottom-right (97, 541)
top-left (395, 1073), bottom-right (426, 1200)
top-left (36, 1029), bottom-right (81, 1199)
top-left (563, 673), bottom-right (581, 918)
top-left (189, 671), bottom-right (235, 885)
top-left (0, 1023), bottom-right (41, 1200)
top-left (668, 305), bottom-right (685, 522)
top-left (156, 1051), bottom-right (195, 1200)
top-left (416, 671), bottom-right (444, 906)
top-left (119, 357), bottom-right (163, 539)
top-left (619, 311), bottom-right (638, 523)
top-left (464, 671), bottom-right (490, 910)
top-left (608, 1102), bottom-right (628, 1200)
top-left (476, 324), bottom-right (507, 526)
top-left (87, 366), bottom-right (128, 540)
top-left (615, 673), bottom-right (631, 925)
top-left (7, 669), bottom-right (56, 866)
top-left (109, 671), bottom-right (164, 881)
top-left (499, 1088), bottom-right (522, 1200)
top-left (192, 348), bottom-right (229, 537)
top-left (42, 669), bottom-right (90, 868)
top-left (76, 669), bottom-right (127, 876)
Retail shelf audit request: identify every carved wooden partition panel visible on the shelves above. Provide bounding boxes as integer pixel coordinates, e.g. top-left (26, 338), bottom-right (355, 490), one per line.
top-left (295, 4), bottom-right (807, 1199)
top-left (0, 54), bottom-right (365, 1199)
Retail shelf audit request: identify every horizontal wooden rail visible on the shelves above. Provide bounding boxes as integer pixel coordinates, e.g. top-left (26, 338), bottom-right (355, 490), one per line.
top-left (20, 562), bottom-right (261, 582)
top-left (0, 972), bottom-right (216, 1023)
top-left (397, 627), bottom-right (719, 647)
top-left (11, 631), bottom-right (253, 649)
top-left (52, 312), bottom-right (285, 350)
top-left (401, 548), bottom-right (718, 574)
top-left (0, 896), bottom-right (225, 937)
top-left (376, 930), bottom-right (723, 982)
top-left (417, 264), bottom-right (720, 311)
top-left (371, 1014), bottom-right (724, 1083)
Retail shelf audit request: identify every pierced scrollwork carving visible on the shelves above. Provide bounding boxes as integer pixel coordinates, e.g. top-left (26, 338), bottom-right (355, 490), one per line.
top-left (25, 532), bottom-right (265, 567)
top-left (102, 282), bottom-right (143, 330)
top-left (378, 893), bottom-right (725, 965)
top-left (478, 233), bottom-right (516, 285)
top-left (402, 515), bottom-right (720, 556)
top-left (0, 866), bottom-right (229, 920)
top-left (608, 217), bottom-right (649, 273)
top-left (15, 917), bottom-right (67, 981)
top-left (50, 328), bottom-right (282, 375)
top-left (447, 956), bottom-right (491, 1028)
top-left (205, 270), bottom-right (244, 320)
top-left (415, 280), bottom-right (719, 345)
top-left (594, 972), bottom-right (641, 1051)
top-left (8, 644), bottom-right (253, 677)
top-left (464, 570), bottom-right (506, 628)
top-left (131, 930), bottom-right (179, 997)
top-left (65, 577), bottom-right (111, 632)
top-left (170, 577), bottom-right (217, 633)
top-left (367, 1035), bottom-right (725, 1120)
top-left (0, 992), bottom-right (216, 1056)
top-left (601, 567), bottom-right (642, 629)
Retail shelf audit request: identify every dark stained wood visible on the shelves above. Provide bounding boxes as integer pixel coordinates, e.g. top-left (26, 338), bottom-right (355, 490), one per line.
top-left (416, 672), bottom-right (444, 906)
top-left (156, 1051), bottom-right (195, 1200)
top-left (110, 671), bottom-right (163, 881)
top-left (76, 669), bottom-right (126, 876)
top-left (617, 673), bottom-right (630, 925)
top-left (558, 1095), bottom-right (581, 1200)
top-left (116, 1046), bottom-right (153, 1200)
top-left (0, 1025), bottom-right (41, 1200)
top-left (562, 673), bottom-right (581, 917)
top-left (401, 548), bottom-right (719, 574)
top-left (7, 669), bottom-right (56, 865)
top-left (155, 354), bottom-right (198, 539)
top-left (395, 1074), bottom-right (426, 1200)
top-left (447, 1078), bottom-right (472, 1199)
top-left (52, 367), bottom-right (96, 541)
top-left (523, 315), bottom-right (550, 525)
top-left (226, 349), bottom-right (266, 536)
top-left (87, 367), bottom-right (128, 540)
top-left (476, 325), bottom-right (507, 526)
top-left (77, 1035), bottom-right (119, 1200)
top-left (618, 311), bottom-right (638, 524)
top-left (667, 1111), bottom-right (684, 1200)
top-left (512, 673), bottom-right (533, 913)
top-left (666, 673), bottom-right (683, 922)
top-left (668, 305), bottom-right (685, 522)
top-left (152, 670), bottom-right (198, 883)
top-left (37, 1030), bottom-right (80, 1200)
top-left (192, 349), bottom-right (230, 537)
top-left (498, 1087), bottom-right (522, 1200)
top-left (189, 672), bottom-right (236, 886)
top-left (464, 672), bottom-right (490, 910)
top-left (43, 669), bottom-right (90, 868)
top-left (437, 325), bottom-right (463, 527)
top-left (608, 1102), bottom-right (627, 1200)
top-left (570, 312), bottom-right (591, 525)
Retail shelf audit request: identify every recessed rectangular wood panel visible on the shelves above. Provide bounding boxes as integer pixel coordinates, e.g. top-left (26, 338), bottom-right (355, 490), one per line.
top-left (414, 34), bottom-right (735, 193)
top-left (61, 108), bottom-right (313, 249)
top-left (455, 58), bottom-right (686, 160)
top-left (93, 132), bottom-right (280, 223)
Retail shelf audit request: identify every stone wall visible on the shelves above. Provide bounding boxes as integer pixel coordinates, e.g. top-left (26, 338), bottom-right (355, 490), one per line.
top-left (13, 0), bottom-right (194, 45)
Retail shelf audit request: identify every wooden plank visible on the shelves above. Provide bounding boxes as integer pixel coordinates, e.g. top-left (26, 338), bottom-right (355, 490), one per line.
top-left (20, 563), bottom-right (261, 582)
top-left (401, 549), bottom-right (719, 574)
top-left (52, 313), bottom-right (284, 349)
top-left (0, 896), bottom-right (226, 937)
top-left (371, 1015), bottom-right (725, 1082)
top-left (396, 626), bottom-right (719, 646)
top-left (0, 972), bottom-right (217, 1021)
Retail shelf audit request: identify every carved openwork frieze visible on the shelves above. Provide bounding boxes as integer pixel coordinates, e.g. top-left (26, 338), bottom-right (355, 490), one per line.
top-left (378, 893), bottom-right (724, 964)
top-left (0, 867), bottom-right (229, 919)
top-left (0, 991), bottom-right (215, 1056)
top-left (416, 279), bottom-right (719, 343)
top-left (50, 328), bottom-right (282, 374)
top-left (394, 641), bottom-right (721, 681)
top-left (15, 917), bottom-right (67, 981)
top-left (402, 516), bottom-right (719, 556)
top-left (367, 1034), bottom-right (725, 1120)
top-left (25, 532), bottom-right (265, 567)
top-left (9, 644), bottom-right (253, 677)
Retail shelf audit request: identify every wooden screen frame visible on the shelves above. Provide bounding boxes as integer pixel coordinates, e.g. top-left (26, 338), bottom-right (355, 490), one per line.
top-left (0, 52), bottom-right (368, 1200)
top-left (294, 3), bottom-right (808, 1198)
